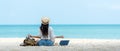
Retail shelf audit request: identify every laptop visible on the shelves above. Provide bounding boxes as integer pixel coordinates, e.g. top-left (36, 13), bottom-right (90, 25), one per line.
top-left (59, 40), bottom-right (69, 46)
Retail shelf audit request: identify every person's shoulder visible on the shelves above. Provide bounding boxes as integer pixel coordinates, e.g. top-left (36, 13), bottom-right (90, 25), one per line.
top-left (49, 26), bottom-right (53, 30)
top-left (49, 26), bottom-right (53, 29)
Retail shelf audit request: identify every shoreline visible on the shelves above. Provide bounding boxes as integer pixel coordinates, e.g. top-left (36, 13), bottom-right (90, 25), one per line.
top-left (0, 38), bottom-right (120, 51)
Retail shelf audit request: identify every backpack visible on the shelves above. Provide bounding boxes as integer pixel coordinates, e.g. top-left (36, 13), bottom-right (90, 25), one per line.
top-left (23, 36), bottom-right (36, 46)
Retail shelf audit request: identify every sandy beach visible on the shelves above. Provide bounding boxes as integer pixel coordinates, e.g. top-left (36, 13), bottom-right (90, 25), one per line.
top-left (0, 38), bottom-right (120, 51)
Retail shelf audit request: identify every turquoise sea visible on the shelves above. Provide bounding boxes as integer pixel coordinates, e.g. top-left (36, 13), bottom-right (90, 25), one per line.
top-left (0, 24), bottom-right (120, 39)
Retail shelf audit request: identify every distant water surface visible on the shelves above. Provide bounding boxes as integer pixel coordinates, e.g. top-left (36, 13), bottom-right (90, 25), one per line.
top-left (0, 24), bottom-right (120, 39)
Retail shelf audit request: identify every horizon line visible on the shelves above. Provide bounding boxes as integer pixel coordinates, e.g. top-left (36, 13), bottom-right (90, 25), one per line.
top-left (1, 24), bottom-right (120, 25)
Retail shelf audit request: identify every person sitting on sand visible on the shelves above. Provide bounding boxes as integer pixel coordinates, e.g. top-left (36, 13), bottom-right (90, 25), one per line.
top-left (30, 17), bottom-right (64, 46)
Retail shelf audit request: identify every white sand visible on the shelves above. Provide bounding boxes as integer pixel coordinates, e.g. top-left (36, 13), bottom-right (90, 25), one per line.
top-left (0, 38), bottom-right (120, 51)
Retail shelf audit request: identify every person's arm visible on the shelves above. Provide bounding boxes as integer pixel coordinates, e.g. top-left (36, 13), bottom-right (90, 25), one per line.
top-left (31, 35), bottom-right (63, 38)
top-left (28, 34), bottom-right (41, 38)
top-left (31, 36), bottom-right (41, 38)
top-left (55, 35), bottom-right (64, 38)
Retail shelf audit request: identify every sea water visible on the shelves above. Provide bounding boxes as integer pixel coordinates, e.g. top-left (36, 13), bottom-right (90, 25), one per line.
top-left (0, 24), bottom-right (120, 39)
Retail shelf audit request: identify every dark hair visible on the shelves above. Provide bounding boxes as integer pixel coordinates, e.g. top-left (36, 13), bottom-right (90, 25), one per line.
top-left (40, 24), bottom-right (49, 37)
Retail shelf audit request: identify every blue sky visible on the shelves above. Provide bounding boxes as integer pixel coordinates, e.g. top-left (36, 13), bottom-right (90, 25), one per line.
top-left (0, 0), bottom-right (120, 25)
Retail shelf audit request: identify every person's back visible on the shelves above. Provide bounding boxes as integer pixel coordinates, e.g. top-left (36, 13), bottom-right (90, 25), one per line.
top-left (37, 17), bottom-right (55, 46)
top-left (39, 26), bottom-right (55, 42)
